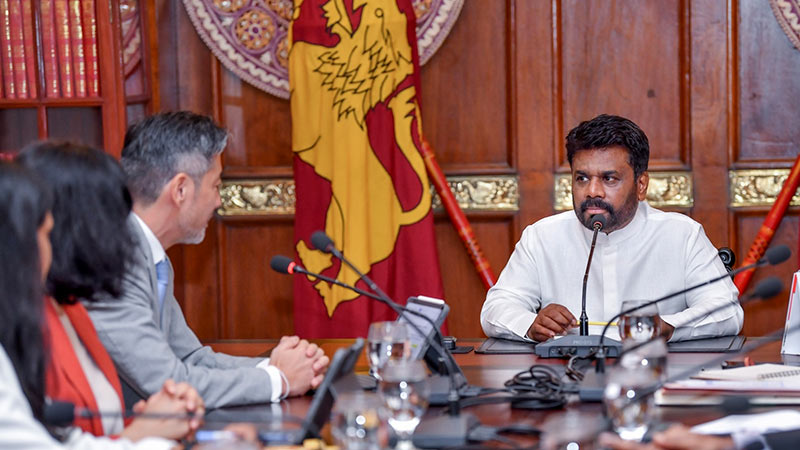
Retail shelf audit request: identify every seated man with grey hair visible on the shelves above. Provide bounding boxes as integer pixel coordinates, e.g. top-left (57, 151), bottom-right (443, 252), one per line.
top-left (85, 111), bottom-right (329, 408)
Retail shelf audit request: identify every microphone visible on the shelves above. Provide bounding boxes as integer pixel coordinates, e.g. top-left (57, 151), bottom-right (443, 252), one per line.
top-left (300, 232), bottom-right (479, 447)
top-left (594, 245), bottom-right (791, 369)
top-left (745, 275), bottom-right (785, 298)
top-left (270, 255), bottom-right (298, 275)
top-left (620, 321), bottom-right (792, 416)
top-left (272, 252), bottom-right (460, 394)
top-left (270, 253), bottom-right (464, 406)
top-left (578, 277), bottom-right (784, 402)
top-left (580, 214), bottom-right (606, 336)
top-left (612, 276), bottom-right (784, 366)
top-left (310, 231), bottom-right (392, 302)
top-left (270, 255), bottom-right (388, 303)
top-left (44, 400), bottom-right (198, 427)
top-left (591, 325), bottom-right (789, 444)
top-left (44, 401), bottom-right (77, 427)
top-left (534, 216), bottom-right (621, 358)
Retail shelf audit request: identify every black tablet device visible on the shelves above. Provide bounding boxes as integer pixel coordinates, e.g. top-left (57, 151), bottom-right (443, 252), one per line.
top-left (258, 338), bottom-right (365, 445)
top-left (397, 295), bottom-right (450, 360)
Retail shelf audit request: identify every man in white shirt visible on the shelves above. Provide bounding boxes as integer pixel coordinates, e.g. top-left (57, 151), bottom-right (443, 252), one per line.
top-left (85, 112), bottom-right (329, 408)
top-left (480, 114), bottom-right (742, 342)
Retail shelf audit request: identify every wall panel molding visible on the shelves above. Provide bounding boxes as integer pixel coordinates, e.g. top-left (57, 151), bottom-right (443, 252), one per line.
top-left (219, 175), bottom-right (520, 216)
top-left (219, 179), bottom-right (295, 216)
top-left (730, 169), bottom-right (800, 207)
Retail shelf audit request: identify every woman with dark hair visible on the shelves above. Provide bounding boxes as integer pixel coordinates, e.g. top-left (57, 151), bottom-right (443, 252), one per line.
top-left (0, 161), bottom-right (53, 428)
top-left (16, 142), bottom-right (204, 441)
top-left (0, 161), bottom-right (176, 448)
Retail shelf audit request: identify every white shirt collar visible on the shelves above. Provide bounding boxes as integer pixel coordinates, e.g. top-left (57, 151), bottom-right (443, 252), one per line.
top-left (580, 201), bottom-right (648, 245)
top-left (132, 213), bottom-right (166, 265)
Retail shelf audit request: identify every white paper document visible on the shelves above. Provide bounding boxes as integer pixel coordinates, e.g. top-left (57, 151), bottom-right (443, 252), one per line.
top-left (695, 363), bottom-right (800, 381)
top-left (691, 410), bottom-right (800, 436)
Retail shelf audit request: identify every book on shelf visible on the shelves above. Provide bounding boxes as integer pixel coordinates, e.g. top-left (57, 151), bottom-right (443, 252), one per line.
top-left (54, 0), bottom-right (74, 98)
top-left (67, 0), bottom-right (86, 97)
top-left (0, 0), bottom-right (101, 99)
top-left (21, 0), bottom-right (36, 98)
top-left (41, 0), bottom-right (60, 97)
top-left (9, 0), bottom-right (28, 98)
top-left (0, 0), bottom-right (15, 98)
top-left (81, 0), bottom-right (98, 97)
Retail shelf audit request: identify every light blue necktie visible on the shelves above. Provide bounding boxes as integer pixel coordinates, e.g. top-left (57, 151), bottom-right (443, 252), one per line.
top-left (155, 259), bottom-right (169, 314)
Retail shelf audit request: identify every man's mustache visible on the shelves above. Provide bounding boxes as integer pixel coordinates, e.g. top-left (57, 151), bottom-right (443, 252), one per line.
top-left (580, 198), bottom-right (615, 215)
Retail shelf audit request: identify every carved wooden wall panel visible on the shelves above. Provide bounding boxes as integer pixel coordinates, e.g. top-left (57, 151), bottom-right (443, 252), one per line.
top-left (220, 68), bottom-right (292, 175)
top-left (219, 220), bottom-right (295, 339)
top-left (154, 0), bottom-right (800, 341)
top-left (559, 0), bottom-right (688, 170)
top-left (687, 0), bottom-right (730, 247)
top-left (731, 0), bottom-right (800, 338)
top-left (420, 0), bottom-right (511, 172)
top-left (737, 0), bottom-right (800, 164)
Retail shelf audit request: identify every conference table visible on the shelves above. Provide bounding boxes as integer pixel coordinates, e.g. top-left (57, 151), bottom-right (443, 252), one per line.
top-left (203, 338), bottom-right (791, 448)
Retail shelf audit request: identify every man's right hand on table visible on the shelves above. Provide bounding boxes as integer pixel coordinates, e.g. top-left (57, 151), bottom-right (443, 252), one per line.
top-left (270, 336), bottom-right (329, 397)
top-left (527, 304), bottom-right (578, 342)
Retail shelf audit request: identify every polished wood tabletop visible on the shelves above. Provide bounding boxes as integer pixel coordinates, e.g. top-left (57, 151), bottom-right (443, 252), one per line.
top-left (203, 338), bottom-right (793, 447)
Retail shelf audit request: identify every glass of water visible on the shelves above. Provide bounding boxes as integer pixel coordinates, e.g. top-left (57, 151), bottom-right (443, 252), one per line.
top-left (620, 338), bottom-right (669, 382)
top-left (367, 321), bottom-right (409, 380)
top-left (378, 359), bottom-right (430, 445)
top-left (618, 300), bottom-right (660, 344)
top-left (539, 410), bottom-right (606, 450)
top-left (603, 365), bottom-right (657, 442)
top-left (331, 391), bottom-right (384, 450)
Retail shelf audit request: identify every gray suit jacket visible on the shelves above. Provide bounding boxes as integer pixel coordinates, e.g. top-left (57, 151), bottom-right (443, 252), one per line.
top-left (84, 215), bottom-right (274, 408)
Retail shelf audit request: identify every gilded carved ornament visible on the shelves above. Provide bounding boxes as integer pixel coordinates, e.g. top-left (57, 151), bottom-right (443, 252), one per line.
top-left (218, 175), bottom-right (520, 216)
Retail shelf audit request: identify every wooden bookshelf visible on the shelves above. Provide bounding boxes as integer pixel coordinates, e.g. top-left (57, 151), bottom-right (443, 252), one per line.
top-left (0, 0), bottom-right (125, 156)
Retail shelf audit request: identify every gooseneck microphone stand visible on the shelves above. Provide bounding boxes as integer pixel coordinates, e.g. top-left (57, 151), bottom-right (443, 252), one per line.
top-left (594, 244), bottom-right (791, 374)
top-left (534, 215), bottom-right (619, 358)
top-left (272, 231), bottom-right (480, 448)
top-left (580, 215), bottom-right (606, 335)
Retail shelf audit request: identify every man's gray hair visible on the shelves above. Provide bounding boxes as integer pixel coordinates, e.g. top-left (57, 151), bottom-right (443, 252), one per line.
top-left (121, 111), bottom-right (227, 205)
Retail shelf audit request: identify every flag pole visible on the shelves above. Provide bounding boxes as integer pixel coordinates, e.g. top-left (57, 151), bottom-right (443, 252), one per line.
top-left (734, 153), bottom-right (800, 293)
top-left (420, 138), bottom-right (497, 289)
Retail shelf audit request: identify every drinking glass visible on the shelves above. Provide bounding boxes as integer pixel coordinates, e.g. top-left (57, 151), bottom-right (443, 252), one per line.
top-left (618, 300), bottom-right (660, 344)
top-left (367, 321), bottom-right (409, 380)
top-left (539, 410), bottom-right (606, 450)
top-left (331, 391), bottom-right (384, 450)
top-left (619, 338), bottom-right (668, 382)
top-left (603, 365), bottom-right (657, 442)
top-left (378, 359), bottom-right (430, 446)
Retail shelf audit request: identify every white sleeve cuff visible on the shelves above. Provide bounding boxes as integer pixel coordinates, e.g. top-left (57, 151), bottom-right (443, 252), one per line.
top-left (731, 429), bottom-right (769, 450)
top-left (508, 311), bottom-right (538, 341)
top-left (256, 359), bottom-right (284, 402)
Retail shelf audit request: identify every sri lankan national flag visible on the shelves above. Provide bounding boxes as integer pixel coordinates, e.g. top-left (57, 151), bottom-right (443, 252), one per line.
top-left (289, 0), bottom-right (445, 337)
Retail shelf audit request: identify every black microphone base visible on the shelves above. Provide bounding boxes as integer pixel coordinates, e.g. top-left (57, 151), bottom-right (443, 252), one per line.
top-left (534, 335), bottom-right (622, 358)
top-left (578, 370), bottom-right (607, 402)
top-left (427, 375), bottom-right (482, 406)
top-left (413, 413), bottom-right (479, 448)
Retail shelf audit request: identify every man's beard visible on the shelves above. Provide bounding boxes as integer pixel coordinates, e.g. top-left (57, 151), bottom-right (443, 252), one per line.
top-left (179, 227), bottom-right (206, 245)
top-left (575, 191), bottom-right (639, 233)
top-left (178, 212), bottom-right (208, 244)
